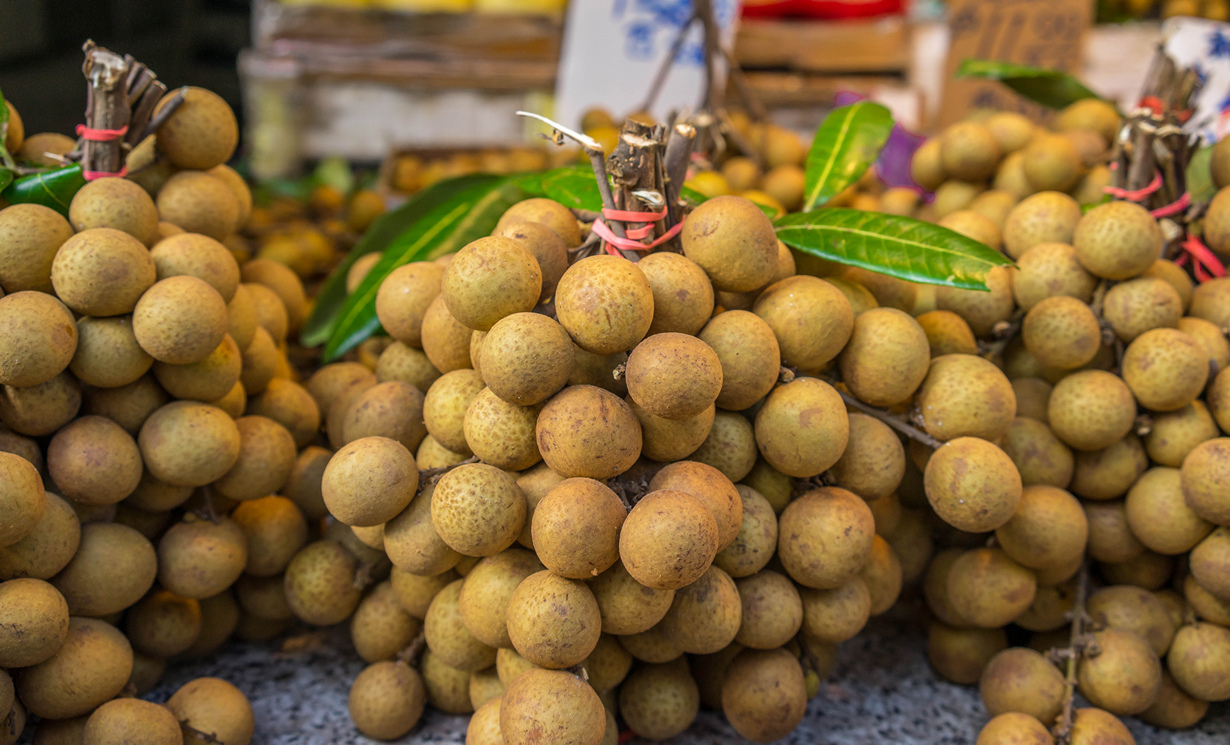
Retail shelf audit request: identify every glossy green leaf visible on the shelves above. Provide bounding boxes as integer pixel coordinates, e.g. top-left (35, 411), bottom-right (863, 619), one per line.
top-left (1188, 145), bottom-right (1216, 205)
top-left (774, 209), bottom-right (1012, 290)
top-left (0, 87), bottom-right (13, 170)
top-left (1, 165), bottom-right (87, 217)
top-left (803, 102), bottom-right (894, 211)
top-left (517, 165), bottom-right (604, 211)
top-left (321, 174), bottom-right (529, 361)
top-left (303, 173), bottom-right (510, 348)
top-left (0, 168), bottom-right (12, 192)
top-left (956, 58), bottom-right (1104, 110)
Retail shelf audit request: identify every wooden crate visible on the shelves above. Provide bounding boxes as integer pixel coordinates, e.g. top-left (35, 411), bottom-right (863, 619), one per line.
top-left (734, 16), bottom-right (911, 74)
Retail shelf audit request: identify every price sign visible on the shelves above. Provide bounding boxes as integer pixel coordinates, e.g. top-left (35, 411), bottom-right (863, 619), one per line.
top-left (938, 0), bottom-right (1092, 127)
top-left (553, 0), bottom-right (742, 131)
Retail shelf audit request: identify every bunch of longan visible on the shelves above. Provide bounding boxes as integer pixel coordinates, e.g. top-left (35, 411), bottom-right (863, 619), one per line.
top-left (0, 89), bottom-right (320, 742)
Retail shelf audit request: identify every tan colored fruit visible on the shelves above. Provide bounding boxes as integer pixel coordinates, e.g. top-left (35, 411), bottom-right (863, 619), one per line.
top-left (754, 377), bottom-right (849, 478)
top-left (720, 648), bottom-right (807, 743)
top-left (1048, 371), bottom-right (1137, 451)
top-left (1069, 433), bottom-right (1148, 501)
top-left (920, 353), bottom-right (1018, 440)
top-left (839, 307), bottom-right (930, 406)
top-left (491, 221), bottom-right (568, 304)
top-left (230, 495), bottom-right (309, 577)
top-left (986, 112), bottom-right (1035, 153)
top-left (536, 385), bottom-right (641, 479)
top-left (555, 255), bottom-right (654, 355)
top-left (383, 483), bottom-right (461, 576)
top-left (476, 312), bottom-right (573, 406)
top-left (911, 137), bottom-right (946, 191)
top-left (996, 485), bottom-right (1087, 570)
top-left (348, 661), bottom-right (425, 740)
top-left (1002, 192), bottom-right (1082, 260)
top-left (697, 310), bottom-right (780, 411)
top-left (1084, 500), bottom-right (1145, 564)
top-left (495, 198), bottom-right (582, 247)
top-left (0, 370), bottom-right (82, 436)
top-left (927, 622), bottom-right (1008, 685)
top-left (156, 171), bottom-right (239, 241)
top-left (0, 292), bottom-right (77, 388)
top-left (623, 333), bottom-right (722, 420)
top-left (165, 677), bottom-right (254, 745)
top-left (375, 262), bottom-right (445, 348)
top-left (155, 88), bottom-right (238, 169)
top-left (158, 517), bottom-right (247, 599)
top-left (975, 713), bottom-right (1054, 745)
top-left (124, 589), bottom-right (202, 658)
top-left (52, 522), bottom-right (156, 615)
top-left (637, 251), bottom-right (715, 336)
top-left (52, 228), bottom-right (155, 317)
top-left (1167, 621), bottom-right (1230, 702)
top-left (1122, 328), bottom-right (1208, 412)
top-left (0, 578), bottom-right (68, 668)
top-left (376, 341), bottom-right (441, 392)
top-left (531, 478), bottom-right (624, 579)
top-left (47, 415), bottom-right (141, 506)
top-left (619, 490), bottom-right (718, 591)
top-left (132, 275), bottom-right (228, 365)
top-left (462, 388), bottom-right (542, 470)
top-left (979, 647), bottom-right (1066, 724)
top-left (754, 276), bottom-right (853, 371)
top-left (506, 570), bottom-right (601, 668)
top-left (84, 698), bottom-right (182, 745)
top-left (1086, 585), bottom-right (1175, 657)
top-left (1077, 628), bottom-right (1162, 715)
top-left (1056, 99), bottom-right (1121, 144)
top-left (240, 259), bottom-right (307, 333)
top-left (618, 659), bottom-right (699, 739)
top-left (682, 196), bottom-right (778, 292)
top-left (1190, 526), bottom-right (1230, 600)
top-left (424, 578), bottom-right (496, 671)
top-left (500, 668), bottom-right (604, 745)
top-left (432, 463), bottom-right (525, 557)
top-left (1139, 671), bottom-right (1210, 729)
top-left (1022, 296), bottom-right (1101, 370)
top-left (933, 180), bottom-right (983, 218)
top-left (1022, 134), bottom-right (1082, 192)
top-left (0, 204), bottom-right (73, 294)
top-left (15, 617), bottom-right (132, 720)
top-left (441, 236), bottom-right (541, 332)
top-left (423, 368), bottom-right (484, 454)
top-left (916, 310), bottom-right (978, 357)
top-left (940, 122), bottom-right (1001, 181)
top-left (799, 575), bottom-right (871, 644)
top-left (1103, 278), bottom-right (1182, 343)
top-left (68, 177), bottom-right (159, 247)
top-left (777, 487), bottom-right (874, 589)
top-left (1068, 707), bottom-right (1135, 745)
top-left (69, 316), bottom-right (152, 388)
top-left (587, 560), bottom-right (675, 635)
top-left (630, 397), bottom-right (713, 463)
top-left (514, 463), bottom-right (564, 549)
top-left (936, 266), bottom-right (1016, 336)
top-left (284, 539), bottom-right (363, 625)
top-left (456, 550), bottom-right (541, 649)
top-left (1126, 466), bottom-right (1213, 556)
top-left (0, 452), bottom-right (43, 548)
top-left (0, 491), bottom-right (79, 580)
top-left (138, 401), bottom-right (240, 486)
top-left (947, 548), bottom-right (1037, 628)
top-left (829, 413), bottom-right (905, 500)
top-left (1001, 417), bottom-right (1074, 488)
top-left (1073, 201), bottom-right (1164, 280)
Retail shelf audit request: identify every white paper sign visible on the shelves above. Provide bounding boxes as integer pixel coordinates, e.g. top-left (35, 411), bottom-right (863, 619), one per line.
top-left (553, 0), bottom-right (742, 131)
top-left (1163, 17), bottom-right (1230, 140)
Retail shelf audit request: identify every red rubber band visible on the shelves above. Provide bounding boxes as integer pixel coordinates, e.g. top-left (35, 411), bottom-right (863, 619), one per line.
top-left (75, 124), bottom-right (129, 141)
top-left (1104, 172), bottom-right (1163, 201)
top-left (596, 219), bottom-right (684, 255)
top-left (603, 207), bottom-right (669, 222)
top-left (81, 166), bottom-right (128, 181)
top-left (1175, 235), bottom-right (1227, 284)
top-left (1151, 192), bottom-right (1191, 219)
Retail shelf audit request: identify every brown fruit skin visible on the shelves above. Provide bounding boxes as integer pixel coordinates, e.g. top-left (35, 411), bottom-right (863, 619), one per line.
top-left (975, 712), bottom-right (1054, 745)
top-left (419, 294), bottom-right (474, 374)
top-left (829, 413), bottom-right (906, 500)
top-left (777, 487), bottom-right (874, 590)
top-left (133, 276), bottom-right (229, 365)
top-left (52, 523), bottom-right (156, 616)
top-left (555, 255), bottom-right (654, 355)
top-left (124, 589), bottom-right (202, 659)
top-left (47, 415), bottom-right (142, 506)
top-left (916, 310), bottom-right (978, 357)
top-left (941, 122), bottom-right (1001, 181)
top-left (84, 698), bottom-right (181, 745)
top-left (156, 172), bottom-right (239, 242)
top-left (158, 518), bottom-right (247, 600)
top-left (637, 252), bottom-right (715, 336)
top-left (155, 87), bottom-right (238, 169)
top-left (937, 266), bottom-right (1016, 337)
top-left (927, 622), bottom-right (1008, 685)
top-left (506, 570), bottom-right (600, 668)
top-left (493, 220), bottom-right (568, 303)
top-left (617, 659), bottom-right (699, 739)
top-left (979, 647), bottom-right (1066, 725)
top-left (925, 437), bottom-right (1023, 533)
top-left (1122, 328), bottom-right (1208, 412)
top-left (384, 484), bottom-right (461, 576)
top-left (1126, 466), bottom-right (1212, 555)
top-left (753, 276), bottom-right (853, 371)
top-left (800, 577), bottom-right (871, 644)
top-left (323, 436), bottom-right (418, 527)
top-left (648, 461), bottom-right (742, 551)
top-left (947, 548), bottom-right (1037, 628)
top-left (619, 490), bottom-right (719, 591)
top-left (916, 354), bottom-right (1018, 442)
top-left (1181, 437), bottom-right (1230, 525)
top-left (441, 236), bottom-right (541, 332)
top-left (721, 648), bottom-right (808, 743)
top-left (284, 540), bottom-right (363, 626)
top-left (478, 312), bottom-right (573, 406)
top-left (1, 371), bottom-right (82, 437)
top-left (1011, 242), bottom-right (1098, 311)
top-left (0, 292), bottom-right (77, 388)
top-left (500, 668), bottom-right (604, 745)
top-left (165, 677), bottom-right (254, 745)
top-left (1073, 201), bottom-right (1164, 280)
top-left (245, 378), bottom-right (321, 449)
top-left (139, 401), bottom-right (241, 487)
top-left (996, 485), bottom-right (1088, 570)
top-left (1087, 585), bottom-right (1175, 657)
top-left (56, 232), bottom-right (156, 327)
top-left (698, 310), bottom-right (780, 411)
top-left (67, 177), bottom-right (159, 247)
top-left (626, 333), bottom-right (722, 420)
top-left (1077, 629), bottom-right (1163, 716)
top-left (1022, 296), bottom-right (1101, 371)
top-left (1145, 401), bottom-right (1218, 468)
top-left (754, 377), bottom-right (849, 478)
top-left (1048, 371), bottom-right (1137, 452)
top-left (231, 496), bottom-right (309, 577)
top-left (1001, 417), bottom-right (1074, 488)
top-left (0, 491), bottom-right (78, 581)
top-left (587, 560), bottom-right (675, 635)
top-left (531, 478), bottom-right (625, 579)
top-left (496, 198), bottom-right (582, 247)
top-left (682, 196), bottom-right (778, 292)
top-left (431, 464), bottom-right (526, 558)
top-left (456, 550), bottom-right (540, 649)
top-left (374, 262), bottom-right (444, 348)
top-left (0, 203), bottom-right (74, 294)
top-left (536, 385), bottom-right (641, 479)
top-left (348, 661), bottom-right (425, 740)
top-left (16, 617), bottom-right (132, 720)
top-left (1003, 192), bottom-right (1082, 260)
top-left (734, 570), bottom-right (803, 649)
top-left (423, 368), bottom-right (484, 454)
top-left (0, 579), bottom-right (69, 668)
top-left (424, 579), bottom-right (496, 671)
top-left (629, 397), bottom-right (713, 463)
top-left (1139, 670), bottom-right (1210, 729)
top-left (839, 307), bottom-right (930, 407)
top-left (1190, 526), bottom-right (1230, 600)
top-left (1102, 278), bottom-right (1182, 343)
top-left (0, 452), bottom-right (43, 548)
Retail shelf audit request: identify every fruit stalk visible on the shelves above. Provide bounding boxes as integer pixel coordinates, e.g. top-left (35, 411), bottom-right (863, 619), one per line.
top-left (1051, 561), bottom-right (1092, 744)
top-left (80, 41), bottom-right (131, 177)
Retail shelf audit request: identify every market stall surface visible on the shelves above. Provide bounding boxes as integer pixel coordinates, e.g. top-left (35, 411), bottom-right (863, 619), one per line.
top-left (146, 615), bottom-right (1230, 745)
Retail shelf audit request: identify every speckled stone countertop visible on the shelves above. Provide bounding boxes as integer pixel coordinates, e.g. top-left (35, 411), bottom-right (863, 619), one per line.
top-left (141, 615), bottom-right (1229, 745)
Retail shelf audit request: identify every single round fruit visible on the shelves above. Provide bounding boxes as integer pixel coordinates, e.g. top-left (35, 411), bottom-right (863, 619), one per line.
top-left (536, 385), bottom-right (641, 479)
top-left (554, 255), bottom-right (654, 355)
top-left (681, 196), bottom-right (778, 292)
top-left (753, 377), bottom-right (849, 478)
top-left (619, 490), bottom-right (719, 591)
top-left (0, 291), bottom-right (77, 388)
top-left (925, 437), bottom-right (1022, 533)
top-left (777, 487), bottom-right (875, 589)
top-left (1074, 201), bottom-right (1164, 280)
top-left (133, 276), bottom-right (229, 365)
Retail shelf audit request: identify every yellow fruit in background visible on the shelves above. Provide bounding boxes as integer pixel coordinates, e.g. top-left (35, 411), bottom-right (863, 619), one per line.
top-left (685, 171), bottom-right (732, 200)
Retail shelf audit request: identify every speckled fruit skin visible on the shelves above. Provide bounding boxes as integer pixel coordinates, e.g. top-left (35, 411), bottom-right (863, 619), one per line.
top-left (0, 291), bottom-right (77, 388)
top-left (535, 385), bottom-right (642, 479)
top-left (753, 377), bottom-right (849, 478)
top-left (777, 487), bottom-right (874, 590)
top-left (441, 236), bottom-right (541, 332)
top-left (625, 333), bottom-right (723, 420)
top-left (554, 255), bottom-right (655, 355)
top-left (619, 490), bottom-right (719, 591)
top-left (681, 195), bottom-right (778, 292)
top-left (500, 668), bottom-right (605, 745)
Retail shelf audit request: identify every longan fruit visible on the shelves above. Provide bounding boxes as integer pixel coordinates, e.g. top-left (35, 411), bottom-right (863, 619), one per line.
top-left (975, 713), bottom-right (1054, 745)
top-left (323, 436), bottom-right (418, 527)
top-left (1070, 432), bottom-right (1147, 501)
top-left (234, 573), bottom-right (293, 623)
top-left (825, 276), bottom-right (879, 316)
top-left (1, 371), bottom-right (82, 437)
top-left (0, 203), bottom-right (73, 294)
top-left (0, 492), bottom-right (78, 580)
top-left (0, 578), bottom-right (68, 668)
top-left (230, 495), bottom-right (309, 577)
top-left (979, 647), bottom-right (1066, 725)
top-left (165, 677), bottom-right (254, 745)
top-left (46, 416), bottom-right (142, 508)
top-left (52, 522), bottom-right (156, 615)
top-left (733, 570), bottom-right (802, 650)
top-left (1048, 371), bottom-right (1137, 452)
top-left (636, 252), bottom-right (715, 336)
top-left (133, 276), bottom-right (228, 365)
top-left (506, 570), bottom-right (601, 668)
top-left (859, 534), bottom-right (903, 615)
top-left (917, 354), bottom-right (1018, 442)
top-left (1122, 328), bottom-right (1208, 412)
top-left (422, 368), bottom-right (484, 454)
top-left (67, 176), bottom-right (159, 247)
top-left (885, 507), bottom-right (933, 583)
top-left (138, 401), bottom-right (240, 486)
top-left (630, 397), bottom-right (713, 463)
top-left (656, 564), bottom-right (741, 655)
top-left (83, 698), bottom-right (181, 745)
top-left (619, 490), bottom-right (718, 591)
top-left (720, 648), bottom-right (807, 743)
top-left (154, 87), bottom-right (238, 169)
top-left (799, 576), bottom-right (871, 644)
top-left (925, 437), bottom-right (1022, 532)
top-left (681, 195), bottom-right (778, 292)
top-left (777, 487), bottom-right (874, 589)
top-left (1144, 401), bottom-right (1219, 468)
top-left (281, 445), bottom-right (330, 522)
top-left (697, 310), bottom-right (780, 412)
top-left (829, 413), bottom-right (906, 500)
top-left (1001, 190), bottom-right (1082, 258)
top-left (1139, 670), bottom-right (1210, 729)
top-left (383, 484), bottom-right (461, 576)
top-left (837, 307), bottom-right (930, 406)
top-left (1190, 526), bottom-right (1230, 600)
top-left (157, 517), bottom-right (247, 600)
top-left (462, 388), bottom-right (542, 471)
top-left (432, 463), bottom-right (525, 557)
top-left (535, 385), bottom-right (641, 479)
top-left (156, 171), bottom-right (239, 241)
top-left (243, 283), bottom-right (289, 347)
top-left (150, 232), bottom-right (240, 303)
top-left (1022, 296), bottom-right (1101, 371)
top-left (646, 461), bottom-right (742, 551)
top-left (341, 380), bottom-right (427, 452)
top-left (1077, 628), bottom-right (1162, 715)
top-left (995, 485), bottom-right (1087, 571)
top-left (1067, 707), bottom-right (1135, 745)
top-left (513, 462), bottom-right (564, 549)
top-left (0, 452), bottom-right (43, 548)
top-left (587, 560), bottom-right (674, 635)
top-left (440, 236), bottom-right (541, 332)
top-left (916, 309), bottom-right (978, 357)
top-left (689, 410), bottom-right (755, 482)
top-left (346, 660), bottom-right (425, 741)
top-left (941, 121), bottom-right (1001, 180)
top-left (1179, 437), bottom-right (1230, 525)
top-left (947, 548), bottom-right (1037, 628)
top-left (1001, 417), bottom-right (1074, 488)
top-left (244, 378), bottom-right (320, 448)
top-left (15, 617), bottom-right (132, 720)
top-left (283, 539), bottom-right (363, 625)
top-left (350, 581), bottom-right (419, 664)
top-left (910, 137), bottom-right (946, 190)
top-left (240, 259), bottom-right (306, 333)
top-left (754, 276), bottom-right (853, 371)
top-left (618, 659), bottom-right (700, 740)
top-left (531, 478), bottom-right (624, 579)
top-left (1103, 278), bottom-right (1183, 343)
top-left (457, 549), bottom-right (542, 648)
top-left (0, 292), bottom-right (77, 388)
top-left (501, 668), bottom-right (604, 745)
top-left (753, 377), bottom-right (848, 478)
top-left (1022, 133), bottom-right (1082, 192)
top-left (625, 333), bottom-right (722, 420)
top-left (477, 312), bottom-right (572, 406)
top-left (70, 316), bottom-right (153, 389)
top-left (1087, 585), bottom-right (1174, 657)
top-left (1168, 621), bottom-right (1230, 702)
top-left (124, 588), bottom-right (202, 658)
top-left (1100, 550), bottom-right (1173, 591)
top-left (584, 633), bottom-right (632, 693)
top-left (496, 198), bottom-right (581, 246)
top-left (940, 208), bottom-right (1003, 251)
top-left (1084, 500), bottom-right (1144, 564)
top-left (468, 667), bottom-right (504, 710)
top-left (375, 340), bottom-right (441, 392)
top-left (1074, 201), bottom-right (1163, 280)
top-left (927, 622), bottom-right (1008, 685)
top-left (425, 578), bottom-right (499, 671)
top-left (555, 255), bottom-right (654, 355)
top-left (1011, 242), bottom-right (1097, 311)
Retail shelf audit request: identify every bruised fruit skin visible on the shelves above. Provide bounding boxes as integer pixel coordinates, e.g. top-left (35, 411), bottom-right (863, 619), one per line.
top-left (753, 377), bottom-right (849, 478)
top-left (681, 196), bottom-right (779, 292)
top-left (625, 333), bottom-right (723, 420)
top-left (536, 385), bottom-right (641, 479)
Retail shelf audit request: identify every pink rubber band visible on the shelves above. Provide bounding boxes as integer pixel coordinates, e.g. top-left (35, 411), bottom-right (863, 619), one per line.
top-left (603, 207), bottom-right (669, 222)
top-left (1104, 172), bottom-right (1163, 201)
top-left (1175, 235), bottom-right (1226, 284)
top-left (1150, 192), bottom-right (1191, 219)
top-left (81, 166), bottom-right (128, 181)
top-left (595, 219), bottom-right (684, 255)
top-left (76, 124), bottom-right (129, 141)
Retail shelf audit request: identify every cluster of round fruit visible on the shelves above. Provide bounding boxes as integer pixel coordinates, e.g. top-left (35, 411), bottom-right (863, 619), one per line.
top-left (0, 88), bottom-right (323, 742)
top-left (882, 120), bottom-right (1230, 743)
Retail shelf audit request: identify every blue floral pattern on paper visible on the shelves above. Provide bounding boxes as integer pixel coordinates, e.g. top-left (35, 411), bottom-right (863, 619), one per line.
top-left (613, 0), bottom-right (738, 64)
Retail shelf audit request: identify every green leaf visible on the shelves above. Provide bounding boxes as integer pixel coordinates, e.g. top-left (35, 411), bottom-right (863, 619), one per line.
top-left (774, 209), bottom-right (1012, 291)
top-left (803, 102), bottom-right (894, 211)
top-left (1, 165), bottom-right (87, 216)
top-left (0, 168), bottom-right (12, 192)
top-left (1188, 146), bottom-right (1216, 205)
top-left (320, 174), bottom-right (529, 361)
top-left (516, 166), bottom-right (604, 211)
top-left (0, 87), bottom-right (13, 170)
top-left (955, 58), bottom-right (1104, 111)
top-left (303, 173), bottom-right (511, 348)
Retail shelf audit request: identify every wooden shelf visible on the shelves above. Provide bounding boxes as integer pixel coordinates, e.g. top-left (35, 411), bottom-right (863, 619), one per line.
top-left (734, 16), bottom-right (911, 74)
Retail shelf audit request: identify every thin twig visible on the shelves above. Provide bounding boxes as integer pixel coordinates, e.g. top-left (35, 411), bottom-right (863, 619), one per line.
top-left (1051, 562), bottom-right (1093, 744)
top-left (142, 86), bottom-right (186, 140)
top-left (418, 455), bottom-right (479, 489)
top-left (638, 13), bottom-right (698, 116)
top-left (836, 389), bottom-right (943, 450)
top-left (978, 312), bottom-right (1024, 362)
top-left (397, 629), bottom-right (427, 667)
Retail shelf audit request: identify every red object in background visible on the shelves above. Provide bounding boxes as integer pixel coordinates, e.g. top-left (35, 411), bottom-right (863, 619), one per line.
top-left (741, 0), bottom-right (905, 19)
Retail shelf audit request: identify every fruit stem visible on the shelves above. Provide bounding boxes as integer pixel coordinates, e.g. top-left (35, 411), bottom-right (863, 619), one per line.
top-left (140, 85), bottom-right (185, 142)
top-left (418, 455), bottom-right (479, 490)
top-left (834, 389), bottom-right (943, 450)
top-left (397, 629), bottom-right (427, 668)
top-left (978, 311), bottom-right (1023, 364)
top-left (1052, 561), bottom-right (1091, 744)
